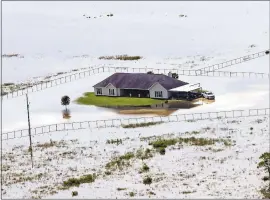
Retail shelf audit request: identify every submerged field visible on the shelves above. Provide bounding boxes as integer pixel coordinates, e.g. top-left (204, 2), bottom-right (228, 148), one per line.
top-left (2, 1), bottom-right (269, 199)
top-left (2, 115), bottom-right (269, 199)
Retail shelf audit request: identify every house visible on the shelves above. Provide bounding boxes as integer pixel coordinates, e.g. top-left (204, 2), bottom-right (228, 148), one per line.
top-left (93, 72), bottom-right (201, 99)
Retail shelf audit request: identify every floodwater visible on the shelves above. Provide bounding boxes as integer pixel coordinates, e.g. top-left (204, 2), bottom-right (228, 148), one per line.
top-left (2, 1), bottom-right (269, 133)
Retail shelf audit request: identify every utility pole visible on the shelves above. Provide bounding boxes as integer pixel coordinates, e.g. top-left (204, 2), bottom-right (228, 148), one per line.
top-left (26, 94), bottom-right (34, 168)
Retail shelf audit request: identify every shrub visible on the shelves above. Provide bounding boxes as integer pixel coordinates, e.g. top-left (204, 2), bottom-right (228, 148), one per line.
top-left (159, 147), bottom-right (166, 155)
top-left (149, 138), bottom-right (177, 148)
top-left (122, 122), bottom-right (162, 129)
top-left (136, 148), bottom-right (153, 160)
top-left (105, 171), bottom-right (112, 175)
top-left (72, 191), bottom-right (78, 196)
top-left (129, 192), bottom-right (135, 197)
top-left (250, 127), bottom-right (254, 130)
top-left (63, 174), bottom-right (96, 188)
top-left (262, 176), bottom-right (269, 181)
top-left (143, 176), bottom-right (152, 185)
top-left (139, 163), bottom-right (150, 173)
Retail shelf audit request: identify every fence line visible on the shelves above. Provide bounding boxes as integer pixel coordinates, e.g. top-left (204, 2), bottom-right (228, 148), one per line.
top-left (2, 66), bottom-right (269, 100)
top-left (196, 50), bottom-right (269, 75)
top-left (2, 107), bottom-right (269, 141)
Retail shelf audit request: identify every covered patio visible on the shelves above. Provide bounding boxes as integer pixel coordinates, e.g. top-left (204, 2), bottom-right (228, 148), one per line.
top-left (169, 83), bottom-right (202, 101)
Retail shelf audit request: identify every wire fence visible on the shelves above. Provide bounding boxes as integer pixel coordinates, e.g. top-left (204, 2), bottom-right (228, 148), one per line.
top-left (2, 107), bottom-right (269, 141)
top-left (2, 66), bottom-right (269, 100)
top-left (196, 50), bottom-right (269, 74)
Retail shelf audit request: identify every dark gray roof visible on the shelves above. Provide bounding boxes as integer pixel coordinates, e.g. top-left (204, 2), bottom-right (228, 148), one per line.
top-left (93, 73), bottom-right (188, 90)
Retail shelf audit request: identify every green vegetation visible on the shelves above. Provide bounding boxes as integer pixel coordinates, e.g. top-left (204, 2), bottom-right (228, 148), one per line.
top-left (139, 163), bottom-right (150, 173)
top-left (159, 147), bottom-right (166, 155)
top-left (106, 139), bottom-right (123, 145)
top-left (104, 171), bottom-right (112, 175)
top-left (258, 152), bottom-right (270, 198)
top-left (63, 174), bottom-right (96, 189)
top-left (129, 192), bottom-right (135, 197)
top-left (105, 152), bottom-right (135, 171)
top-left (117, 188), bottom-right (127, 191)
top-left (72, 191), bottom-right (78, 196)
top-left (36, 140), bottom-right (56, 148)
top-left (99, 55), bottom-right (142, 60)
top-left (122, 122), bottom-right (163, 129)
top-left (143, 176), bottom-right (152, 185)
top-left (149, 137), bottom-right (231, 150)
top-left (76, 92), bottom-right (163, 107)
top-left (182, 191), bottom-right (195, 194)
top-left (136, 148), bottom-right (153, 160)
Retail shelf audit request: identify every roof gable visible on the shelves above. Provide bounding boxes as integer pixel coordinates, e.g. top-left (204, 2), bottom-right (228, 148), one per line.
top-left (93, 73), bottom-right (188, 90)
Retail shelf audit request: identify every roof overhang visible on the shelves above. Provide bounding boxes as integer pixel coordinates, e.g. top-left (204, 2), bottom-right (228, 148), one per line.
top-left (169, 83), bottom-right (201, 92)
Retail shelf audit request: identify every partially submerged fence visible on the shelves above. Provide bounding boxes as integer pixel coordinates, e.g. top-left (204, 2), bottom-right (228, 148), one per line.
top-left (2, 107), bottom-right (269, 141)
top-left (2, 66), bottom-right (269, 100)
top-left (196, 50), bottom-right (269, 75)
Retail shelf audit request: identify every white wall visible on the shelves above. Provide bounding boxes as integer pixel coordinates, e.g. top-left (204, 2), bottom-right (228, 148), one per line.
top-left (94, 84), bottom-right (119, 96)
top-left (149, 83), bottom-right (168, 99)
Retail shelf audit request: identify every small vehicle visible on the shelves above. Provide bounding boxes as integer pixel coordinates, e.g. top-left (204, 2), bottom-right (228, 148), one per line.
top-left (202, 91), bottom-right (215, 100)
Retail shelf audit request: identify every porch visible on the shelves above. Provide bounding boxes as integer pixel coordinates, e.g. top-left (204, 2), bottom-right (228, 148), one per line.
top-left (120, 89), bottom-right (150, 98)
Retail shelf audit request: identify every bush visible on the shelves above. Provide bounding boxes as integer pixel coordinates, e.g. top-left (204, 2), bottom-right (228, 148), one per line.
top-left (72, 191), bottom-right (78, 196)
top-left (149, 139), bottom-right (178, 148)
top-left (129, 192), bottom-right (135, 197)
top-left (143, 176), bottom-right (152, 185)
top-left (140, 163), bottom-right (150, 173)
top-left (63, 174), bottom-right (96, 188)
top-left (159, 147), bottom-right (166, 155)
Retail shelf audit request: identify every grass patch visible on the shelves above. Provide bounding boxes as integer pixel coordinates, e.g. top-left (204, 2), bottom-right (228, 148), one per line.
top-left (122, 122), bottom-right (163, 129)
top-left (105, 152), bottom-right (135, 171)
top-left (36, 140), bottom-right (56, 148)
top-left (139, 163), bottom-right (150, 173)
top-left (99, 55), bottom-right (142, 60)
top-left (136, 148), bottom-right (153, 160)
top-left (119, 109), bottom-right (175, 116)
top-left (76, 92), bottom-right (163, 107)
top-left (260, 187), bottom-right (270, 199)
top-left (182, 191), bottom-right (195, 194)
top-left (149, 138), bottom-right (178, 148)
top-left (117, 188), bottom-right (127, 191)
top-left (149, 137), bottom-right (231, 149)
top-left (63, 174), bottom-right (96, 189)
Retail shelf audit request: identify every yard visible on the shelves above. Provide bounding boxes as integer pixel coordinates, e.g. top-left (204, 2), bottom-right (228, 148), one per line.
top-left (75, 92), bottom-right (165, 107)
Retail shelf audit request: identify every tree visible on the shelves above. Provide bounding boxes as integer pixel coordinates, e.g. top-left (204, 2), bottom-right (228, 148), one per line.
top-left (172, 73), bottom-right (179, 79)
top-left (258, 152), bottom-right (270, 196)
top-left (61, 95), bottom-right (70, 112)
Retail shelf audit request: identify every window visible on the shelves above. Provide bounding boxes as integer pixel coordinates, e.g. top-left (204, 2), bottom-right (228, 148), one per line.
top-left (155, 91), bottom-right (163, 98)
top-left (96, 88), bottom-right (102, 95)
top-left (109, 89), bottom-right (115, 96)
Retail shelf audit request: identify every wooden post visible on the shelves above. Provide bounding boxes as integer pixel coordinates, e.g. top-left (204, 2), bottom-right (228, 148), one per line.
top-left (26, 94), bottom-right (34, 168)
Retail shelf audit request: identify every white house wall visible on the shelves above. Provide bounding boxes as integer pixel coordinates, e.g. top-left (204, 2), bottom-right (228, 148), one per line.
top-left (94, 84), bottom-right (119, 96)
top-left (149, 83), bottom-right (168, 99)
